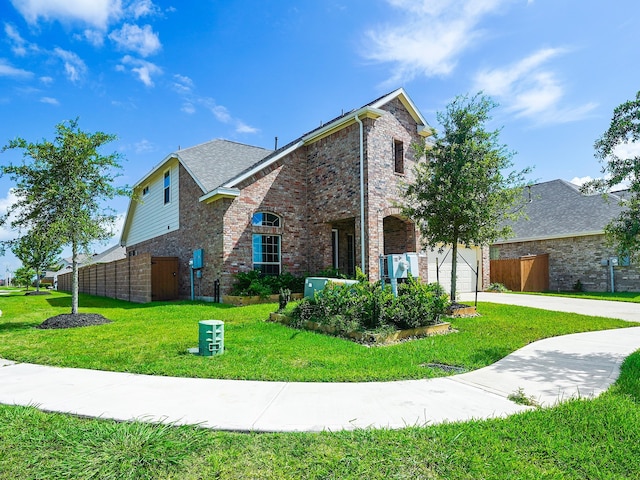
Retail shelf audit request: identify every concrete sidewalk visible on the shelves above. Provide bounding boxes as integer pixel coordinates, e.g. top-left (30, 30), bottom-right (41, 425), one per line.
top-left (1, 293), bottom-right (639, 432)
top-left (2, 323), bottom-right (640, 432)
top-left (459, 292), bottom-right (640, 322)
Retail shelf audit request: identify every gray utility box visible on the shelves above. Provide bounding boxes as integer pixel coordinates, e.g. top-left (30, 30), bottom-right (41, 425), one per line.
top-left (198, 320), bottom-right (224, 356)
top-left (304, 277), bottom-right (358, 298)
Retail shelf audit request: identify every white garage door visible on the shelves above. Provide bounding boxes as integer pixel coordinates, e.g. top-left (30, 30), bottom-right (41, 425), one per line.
top-left (427, 246), bottom-right (478, 295)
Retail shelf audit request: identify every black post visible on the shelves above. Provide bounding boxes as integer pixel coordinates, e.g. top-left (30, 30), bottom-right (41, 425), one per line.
top-left (214, 279), bottom-right (220, 303)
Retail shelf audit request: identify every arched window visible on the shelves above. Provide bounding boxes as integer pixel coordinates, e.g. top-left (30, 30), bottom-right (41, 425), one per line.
top-left (252, 212), bottom-right (280, 227)
top-left (252, 212), bottom-right (282, 275)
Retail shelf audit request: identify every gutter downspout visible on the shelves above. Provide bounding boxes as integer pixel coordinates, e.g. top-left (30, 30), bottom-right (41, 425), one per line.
top-left (354, 113), bottom-right (366, 273)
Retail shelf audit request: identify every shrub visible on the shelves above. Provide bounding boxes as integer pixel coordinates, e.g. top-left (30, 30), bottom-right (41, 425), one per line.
top-left (487, 282), bottom-right (510, 293)
top-left (573, 279), bottom-right (584, 292)
top-left (231, 270), bottom-right (304, 297)
top-left (290, 276), bottom-right (450, 338)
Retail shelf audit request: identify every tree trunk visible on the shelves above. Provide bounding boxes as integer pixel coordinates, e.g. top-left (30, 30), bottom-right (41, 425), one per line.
top-left (450, 241), bottom-right (458, 303)
top-left (71, 241), bottom-right (79, 314)
top-left (35, 269), bottom-right (41, 292)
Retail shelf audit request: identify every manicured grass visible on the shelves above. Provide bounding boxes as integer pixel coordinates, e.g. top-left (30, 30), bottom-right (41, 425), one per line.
top-left (1, 351), bottom-right (639, 479)
top-left (0, 291), bottom-right (637, 382)
top-left (518, 290), bottom-right (640, 303)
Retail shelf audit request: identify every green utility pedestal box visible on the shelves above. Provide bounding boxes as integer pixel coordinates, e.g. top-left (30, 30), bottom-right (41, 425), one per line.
top-left (198, 320), bottom-right (224, 356)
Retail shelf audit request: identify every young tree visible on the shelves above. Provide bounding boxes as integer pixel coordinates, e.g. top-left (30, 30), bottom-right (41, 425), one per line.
top-left (11, 231), bottom-right (62, 292)
top-left (1, 119), bottom-right (129, 313)
top-left (582, 91), bottom-right (640, 258)
top-left (402, 93), bottom-right (529, 302)
top-left (13, 266), bottom-right (35, 290)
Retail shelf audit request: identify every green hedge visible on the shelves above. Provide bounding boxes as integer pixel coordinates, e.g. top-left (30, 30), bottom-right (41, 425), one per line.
top-left (230, 270), bottom-right (305, 297)
top-left (291, 276), bottom-right (450, 336)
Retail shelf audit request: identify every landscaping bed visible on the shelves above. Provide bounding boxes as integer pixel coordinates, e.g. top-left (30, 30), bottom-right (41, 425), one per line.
top-left (269, 312), bottom-right (451, 344)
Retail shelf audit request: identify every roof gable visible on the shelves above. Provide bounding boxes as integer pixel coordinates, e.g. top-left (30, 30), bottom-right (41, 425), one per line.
top-left (176, 139), bottom-right (273, 193)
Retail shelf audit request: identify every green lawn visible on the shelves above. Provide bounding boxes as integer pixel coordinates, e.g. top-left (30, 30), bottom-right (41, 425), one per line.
top-left (1, 290), bottom-right (640, 478)
top-left (0, 290), bottom-right (636, 382)
top-left (1, 352), bottom-right (639, 479)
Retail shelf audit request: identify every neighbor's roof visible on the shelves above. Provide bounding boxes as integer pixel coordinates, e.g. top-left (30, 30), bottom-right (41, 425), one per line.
top-left (496, 179), bottom-right (627, 243)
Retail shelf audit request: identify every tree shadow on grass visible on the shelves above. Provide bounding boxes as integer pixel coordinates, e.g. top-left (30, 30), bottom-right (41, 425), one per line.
top-left (0, 322), bottom-right (37, 332)
top-left (45, 294), bottom-right (237, 311)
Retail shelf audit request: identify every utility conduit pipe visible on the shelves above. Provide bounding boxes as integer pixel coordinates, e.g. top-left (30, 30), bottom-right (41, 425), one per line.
top-left (354, 113), bottom-right (366, 273)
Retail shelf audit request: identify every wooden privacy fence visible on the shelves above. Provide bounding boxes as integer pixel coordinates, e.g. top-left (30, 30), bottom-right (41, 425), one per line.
top-left (490, 254), bottom-right (549, 292)
top-left (57, 253), bottom-right (179, 303)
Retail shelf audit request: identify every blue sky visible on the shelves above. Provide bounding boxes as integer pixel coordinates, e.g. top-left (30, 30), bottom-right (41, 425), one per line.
top-left (1, 0), bottom-right (639, 276)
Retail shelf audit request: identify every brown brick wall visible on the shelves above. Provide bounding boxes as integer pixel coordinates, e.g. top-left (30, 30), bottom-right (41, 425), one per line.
top-left (494, 235), bottom-right (640, 292)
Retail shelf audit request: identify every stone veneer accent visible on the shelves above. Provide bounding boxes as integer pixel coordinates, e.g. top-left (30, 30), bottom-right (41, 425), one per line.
top-left (494, 234), bottom-right (640, 292)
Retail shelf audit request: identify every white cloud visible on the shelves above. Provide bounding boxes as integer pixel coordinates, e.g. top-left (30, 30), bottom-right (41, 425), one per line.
top-left (211, 104), bottom-right (231, 123)
top-left (10, 0), bottom-right (123, 30)
top-left (127, 0), bottom-right (160, 19)
top-left (80, 28), bottom-right (105, 46)
top-left (109, 23), bottom-right (161, 57)
top-left (570, 176), bottom-right (593, 187)
top-left (172, 74), bottom-right (193, 94)
top-left (134, 139), bottom-right (155, 153)
top-left (40, 96), bottom-right (60, 105)
top-left (473, 48), bottom-right (597, 124)
top-left (235, 121), bottom-right (259, 134)
top-left (181, 102), bottom-right (195, 114)
top-left (0, 59), bottom-right (33, 78)
top-left (53, 47), bottom-right (87, 82)
top-left (613, 142), bottom-right (640, 159)
top-left (117, 55), bottom-right (161, 86)
top-left (363, 0), bottom-right (514, 84)
top-left (39, 75), bottom-right (53, 84)
top-left (4, 23), bottom-right (30, 56)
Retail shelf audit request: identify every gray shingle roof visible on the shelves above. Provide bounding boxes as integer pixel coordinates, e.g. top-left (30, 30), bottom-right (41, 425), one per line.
top-left (175, 139), bottom-right (273, 193)
top-left (499, 179), bottom-right (626, 242)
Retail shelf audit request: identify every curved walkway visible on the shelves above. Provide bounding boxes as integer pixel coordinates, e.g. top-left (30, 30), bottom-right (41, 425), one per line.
top-left (1, 295), bottom-right (639, 432)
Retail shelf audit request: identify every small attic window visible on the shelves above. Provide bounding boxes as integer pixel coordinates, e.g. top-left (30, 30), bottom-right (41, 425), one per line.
top-left (142, 185), bottom-right (149, 196)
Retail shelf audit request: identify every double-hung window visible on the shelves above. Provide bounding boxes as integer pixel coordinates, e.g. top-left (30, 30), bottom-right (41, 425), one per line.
top-left (163, 171), bottom-right (171, 204)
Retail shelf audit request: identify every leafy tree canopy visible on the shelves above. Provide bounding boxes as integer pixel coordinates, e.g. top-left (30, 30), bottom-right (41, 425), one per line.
top-left (402, 93), bottom-right (530, 300)
top-left (1, 118), bottom-right (130, 312)
top-left (582, 91), bottom-right (640, 257)
top-left (11, 231), bottom-right (62, 292)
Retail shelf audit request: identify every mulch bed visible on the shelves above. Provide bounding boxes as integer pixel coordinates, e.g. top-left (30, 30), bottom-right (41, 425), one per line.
top-left (36, 313), bottom-right (112, 330)
top-left (25, 291), bottom-right (52, 296)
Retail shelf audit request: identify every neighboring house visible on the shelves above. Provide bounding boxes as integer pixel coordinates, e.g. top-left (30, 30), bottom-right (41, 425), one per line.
top-left (491, 179), bottom-right (639, 292)
top-left (120, 88), bottom-right (489, 300)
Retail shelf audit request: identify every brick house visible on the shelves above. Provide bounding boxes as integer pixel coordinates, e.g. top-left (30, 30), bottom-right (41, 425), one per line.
top-left (491, 179), bottom-right (639, 292)
top-left (120, 89), bottom-right (489, 300)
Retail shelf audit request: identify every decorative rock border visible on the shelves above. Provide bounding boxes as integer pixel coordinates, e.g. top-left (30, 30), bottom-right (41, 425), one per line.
top-left (269, 312), bottom-right (451, 345)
